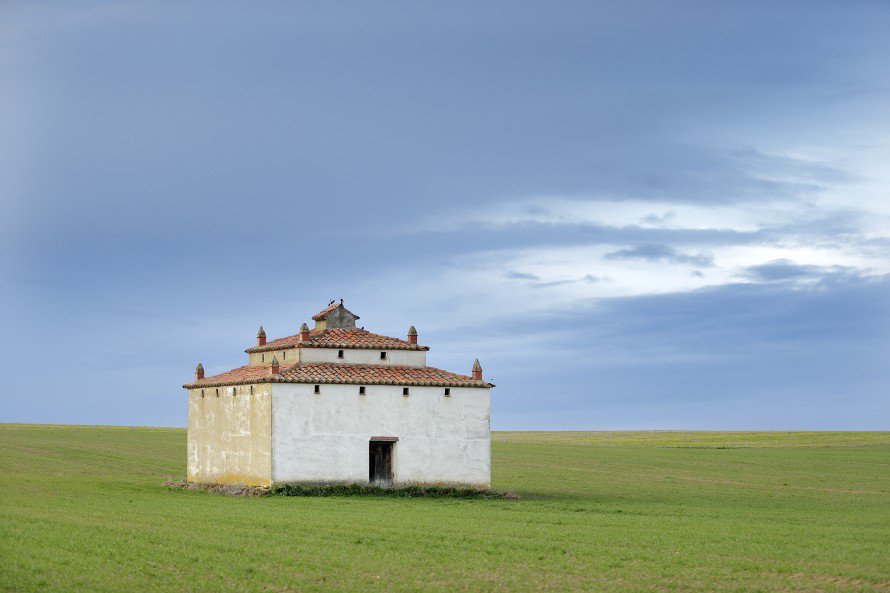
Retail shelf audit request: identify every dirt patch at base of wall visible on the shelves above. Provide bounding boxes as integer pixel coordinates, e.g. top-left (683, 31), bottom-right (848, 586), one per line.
top-left (164, 479), bottom-right (518, 499)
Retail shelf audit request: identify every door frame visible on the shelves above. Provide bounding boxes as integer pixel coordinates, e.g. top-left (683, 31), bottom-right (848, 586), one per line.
top-left (369, 436), bottom-right (398, 486)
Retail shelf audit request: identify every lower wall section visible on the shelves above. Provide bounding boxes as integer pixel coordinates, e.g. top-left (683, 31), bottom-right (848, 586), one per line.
top-left (187, 384), bottom-right (272, 486)
top-left (271, 384), bottom-right (491, 487)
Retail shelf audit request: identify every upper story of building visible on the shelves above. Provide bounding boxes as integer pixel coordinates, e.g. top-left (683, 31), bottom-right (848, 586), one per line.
top-left (184, 301), bottom-right (491, 390)
top-left (243, 301), bottom-right (429, 367)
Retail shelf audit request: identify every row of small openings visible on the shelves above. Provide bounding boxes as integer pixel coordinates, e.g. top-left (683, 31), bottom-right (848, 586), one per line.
top-left (260, 350), bottom-right (402, 363)
top-left (199, 385), bottom-right (451, 397)
top-left (200, 385), bottom-right (256, 397)
top-left (261, 351), bottom-right (288, 363)
top-left (337, 350), bottom-right (387, 360)
top-left (310, 385), bottom-right (451, 397)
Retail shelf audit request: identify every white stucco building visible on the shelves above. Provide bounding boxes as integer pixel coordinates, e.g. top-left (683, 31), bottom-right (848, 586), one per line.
top-left (183, 301), bottom-right (493, 488)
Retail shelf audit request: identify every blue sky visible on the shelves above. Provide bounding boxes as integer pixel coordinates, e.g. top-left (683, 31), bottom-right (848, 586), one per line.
top-left (2, 1), bottom-right (888, 429)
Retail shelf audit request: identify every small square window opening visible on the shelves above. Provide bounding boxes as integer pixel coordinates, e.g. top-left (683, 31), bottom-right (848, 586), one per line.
top-left (359, 386), bottom-right (366, 395)
top-left (380, 351), bottom-right (387, 360)
top-left (444, 388), bottom-right (451, 396)
top-left (338, 350), bottom-right (344, 359)
top-left (314, 385), bottom-right (320, 394)
top-left (402, 387), bottom-right (409, 396)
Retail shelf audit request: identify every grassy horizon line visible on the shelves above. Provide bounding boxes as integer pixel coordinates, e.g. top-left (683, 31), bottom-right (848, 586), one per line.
top-left (1, 423), bottom-right (888, 449)
top-left (1, 422), bottom-right (888, 432)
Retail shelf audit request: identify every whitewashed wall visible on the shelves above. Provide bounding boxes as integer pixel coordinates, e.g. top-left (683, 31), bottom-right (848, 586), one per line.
top-left (270, 383), bottom-right (490, 487)
top-left (297, 348), bottom-right (427, 366)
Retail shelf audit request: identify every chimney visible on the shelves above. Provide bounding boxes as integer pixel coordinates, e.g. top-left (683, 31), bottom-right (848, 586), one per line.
top-left (472, 358), bottom-right (482, 381)
top-left (257, 326), bottom-right (266, 346)
top-left (271, 355), bottom-right (280, 375)
top-left (195, 363), bottom-right (204, 381)
top-left (407, 325), bottom-right (418, 345)
top-left (300, 323), bottom-right (310, 341)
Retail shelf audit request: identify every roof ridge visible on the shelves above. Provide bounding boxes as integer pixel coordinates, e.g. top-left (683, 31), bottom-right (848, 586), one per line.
top-left (287, 361), bottom-right (450, 370)
top-left (244, 327), bottom-right (428, 353)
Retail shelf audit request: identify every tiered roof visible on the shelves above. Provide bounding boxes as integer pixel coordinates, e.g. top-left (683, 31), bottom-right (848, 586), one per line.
top-left (185, 302), bottom-right (491, 390)
top-left (183, 362), bottom-right (493, 389)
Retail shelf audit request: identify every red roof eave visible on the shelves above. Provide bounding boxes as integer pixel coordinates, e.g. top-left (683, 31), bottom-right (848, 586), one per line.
top-left (183, 362), bottom-right (494, 389)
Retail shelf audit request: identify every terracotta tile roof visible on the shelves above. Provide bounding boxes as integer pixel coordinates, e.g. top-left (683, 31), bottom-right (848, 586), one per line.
top-left (244, 333), bottom-right (308, 353)
top-left (279, 363), bottom-right (493, 387)
top-left (183, 365), bottom-right (277, 388)
top-left (184, 362), bottom-right (493, 389)
top-left (245, 328), bottom-right (428, 353)
top-left (311, 303), bottom-right (340, 320)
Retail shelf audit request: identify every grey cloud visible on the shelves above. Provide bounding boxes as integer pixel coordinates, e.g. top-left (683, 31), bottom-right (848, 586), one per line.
top-left (640, 212), bottom-right (677, 225)
top-left (743, 259), bottom-right (861, 283)
top-left (508, 271), bottom-right (600, 289)
top-left (578, 144), bottom-right (851, 206)
top-left (506, 271), bottom-right (540, 281)
top-left (729, 147), bottom-right (854, 187)
top-left (604, 243), bottom-right (714, 267)
top-left (413, 201), bottom-right (881, 271)
top-left (534, 274), bottom-right (600, 289)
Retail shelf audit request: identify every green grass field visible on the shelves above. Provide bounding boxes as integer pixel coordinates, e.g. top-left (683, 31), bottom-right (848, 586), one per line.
top-left (1, 425), bottom-right (888, 592)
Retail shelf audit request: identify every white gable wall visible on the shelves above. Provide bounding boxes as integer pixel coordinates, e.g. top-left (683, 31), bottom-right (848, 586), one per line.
top-left (270, 383), bottom-right (490, 487)
top-left (297, 348), bottom-right (427, 366)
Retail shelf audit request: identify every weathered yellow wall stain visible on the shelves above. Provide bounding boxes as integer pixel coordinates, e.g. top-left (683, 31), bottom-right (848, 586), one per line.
top-left (186, 383), bottom-right (272, 486)
top-left (248, 348), bottom-right (299, 366)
